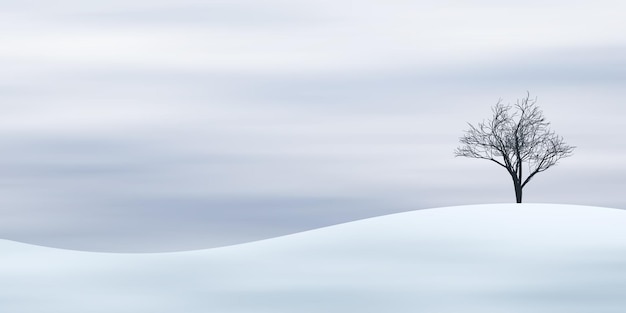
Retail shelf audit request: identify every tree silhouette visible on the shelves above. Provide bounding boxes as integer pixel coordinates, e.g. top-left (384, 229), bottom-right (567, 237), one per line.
top-left (455, 93), bottom-right (575, 203)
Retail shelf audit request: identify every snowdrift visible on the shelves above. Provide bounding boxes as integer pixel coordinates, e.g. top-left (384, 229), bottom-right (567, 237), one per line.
top-left (2, 203), bottom-right (626, 313)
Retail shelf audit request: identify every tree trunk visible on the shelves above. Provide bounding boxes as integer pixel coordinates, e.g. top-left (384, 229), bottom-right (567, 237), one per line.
top-left (514, 182), bottom-right (523, 203)
top-left (510, 174), bottom-right (523, 203)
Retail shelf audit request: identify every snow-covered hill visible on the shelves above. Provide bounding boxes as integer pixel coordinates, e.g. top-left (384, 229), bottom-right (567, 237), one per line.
top-left (2, 203), bottom-right (626, 312)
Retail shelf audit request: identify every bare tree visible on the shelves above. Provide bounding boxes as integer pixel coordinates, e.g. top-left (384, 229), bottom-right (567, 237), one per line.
top-left (455, 93), bottom-right (575, 203)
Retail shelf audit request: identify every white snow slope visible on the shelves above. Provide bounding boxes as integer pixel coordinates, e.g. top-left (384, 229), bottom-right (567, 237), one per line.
top-left (2, 203), bottom-right (626, 313)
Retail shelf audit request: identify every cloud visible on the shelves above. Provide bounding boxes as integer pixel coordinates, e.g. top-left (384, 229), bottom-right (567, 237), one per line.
top-left (1, 0), bottom-right (625, 251)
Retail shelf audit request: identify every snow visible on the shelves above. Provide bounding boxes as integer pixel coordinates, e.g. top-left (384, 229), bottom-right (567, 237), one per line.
top-left (2, 203), bottom-right (626, 312)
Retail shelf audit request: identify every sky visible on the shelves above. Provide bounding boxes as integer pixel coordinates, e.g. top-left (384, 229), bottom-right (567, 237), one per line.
top-left (1, 0), bottom-right (625, 252)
